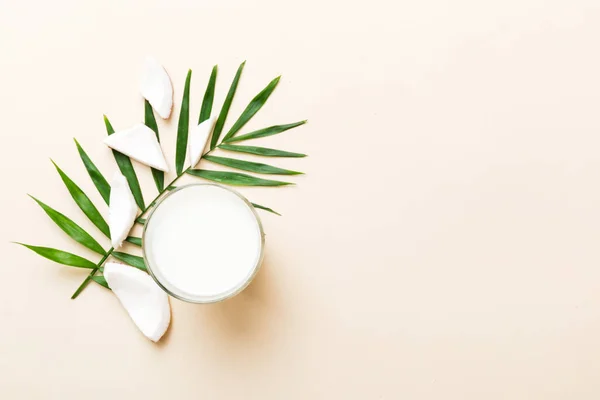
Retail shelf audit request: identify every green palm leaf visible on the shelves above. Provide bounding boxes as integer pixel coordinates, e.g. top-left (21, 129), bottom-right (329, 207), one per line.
top-left (222, 76), bottom-right (280, 142)
top-left (224, 120), bottom-right (306, 143)
top-left (218, 144), bottom-right (306, 158)
top-left (92, 275), bottom-right (109, 289)
top-left (199, 65), bottom-right (218, 123)
top-left (103, 115), bottom-right (145, 210)
top-left (17, 243), bottom-right (97, 269)
top-left (74, 139), bottom-right (110, 205)
top-left (145, 100), bottom-right (164, 192)
top-left (210, 61), bottom-right (245, 149)
top-left (175, 70), bottom-right (192, 175)
top-left (26, 62), bottom-right (309, 301)
top-left (112, 252), bottom-right (146, 271)
top-left (29, 196), bottom-right (105, 255)
top-left (51, 161), bottom-right (110, 238)
top-left (187, 169), bottom-right (292, 186)
top-left (125, 237), bottom-right (142, 247)
top-left (252, 203), bottom-right (281, 216)
top-left (204, 155), bottom-right (302, 175)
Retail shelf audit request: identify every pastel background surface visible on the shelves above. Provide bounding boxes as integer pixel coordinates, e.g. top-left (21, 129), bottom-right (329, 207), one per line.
top-left (1, 0), bottom-right (600, 398)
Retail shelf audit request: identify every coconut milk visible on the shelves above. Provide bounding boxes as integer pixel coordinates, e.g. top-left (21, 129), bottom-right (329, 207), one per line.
top-left (143, 184), bottom-right (264, 303)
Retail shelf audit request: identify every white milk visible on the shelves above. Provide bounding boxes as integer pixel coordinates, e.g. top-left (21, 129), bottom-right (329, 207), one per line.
top-left (143, 184), bottom-right (264, 302)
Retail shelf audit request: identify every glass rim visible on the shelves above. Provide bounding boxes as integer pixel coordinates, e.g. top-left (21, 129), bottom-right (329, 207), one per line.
top-left (141, 183), bottom-right (265, 304)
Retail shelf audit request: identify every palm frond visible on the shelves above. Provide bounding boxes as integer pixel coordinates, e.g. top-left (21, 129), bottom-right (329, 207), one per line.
top-left (224, 121), bottom-right (306, 143)
top-left (23, 62), bottom-right (307, 301)
top-left (222, 75), bottom-right (280, 142)
top-left (204, 155), bottom-right (302, 175)
top-left (199, 65), bottom-right (218, 123)
top-left (17, 243), bottom-right (97, 269)
top-left (210, 61), bottom-right (245, 149)
top-left (112, 252), bottom-right (146, 271)
top-left (29, 195), bottom-right (105, 255)
top-left (145, 100), bottom-right (164, 192)
top-left (104, 116), bottom-right (145, 210)
top-left (175, 70), bottom-right (192, 175)
top-left (188, 169), bottom-right (292, 186)
top-left (252, 203), bottom-right (281, 216)
top-left (219, 144), bottom-right (306, 158)
top-left (74, 139), bottom-right (110, 205)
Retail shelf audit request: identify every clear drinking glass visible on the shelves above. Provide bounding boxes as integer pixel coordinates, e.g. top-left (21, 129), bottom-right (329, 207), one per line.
top-left (141, 183), bottom-right (265, 303)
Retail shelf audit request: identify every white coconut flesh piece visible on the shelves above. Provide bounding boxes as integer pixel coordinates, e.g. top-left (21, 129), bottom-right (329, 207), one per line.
top-left (109, 172), bottom-right (138, 249)
top-left (188, 116), bottom-right (217, 168)
top-left (139, 57), bottom-right (173, 119)
top-left (103, 262), bottom-right (171, 342)
top-left (104, 124), bottom-right (169, 172)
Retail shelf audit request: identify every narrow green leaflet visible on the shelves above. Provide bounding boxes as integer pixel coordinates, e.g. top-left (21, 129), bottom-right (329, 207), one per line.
top-left (224, 120), bottom-right (306, 143)
top-left (199, 65), bottom-right (218, 124)
top-left (112, 252), bottom-right (147, 271)
top-left (166, 185), bottom-right (177, 191)
top-left (210, 61), bottom-right (245, 149)
top-left (218, 144), bottom-right (306, 158)
top-left (104, 115), bottom-right (145, 210)
top-left (74, 139), bottom-right (110, 205)
top-left (92, 275), bottom-right (109, 289)
top-left (204, 155), bottom-right (302, 175)
top-left (222, 76), bottom-right (280, 142)
top-left (29, 196), bottom-right (105, 255)
top-left (251, 203), bottom-right (281, 216)
top-left (187, 169), bottom-right (292, 186)
top-left (51, 161), bottom-right (110, 238)
top-left (145, 100), bottom-right (164, 192)
top-left (17, 243), bottom-right (97, 269)
top-left (175, 70), bottom-right (192, 175)
top-left (125, 236), bottom-right (142, 247)
top-left (136, 217), bottom-right (146, 225)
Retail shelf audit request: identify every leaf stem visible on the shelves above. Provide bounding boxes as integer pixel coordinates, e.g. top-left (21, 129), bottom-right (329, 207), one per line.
top-left (71, 248), bottom-right (112, 299)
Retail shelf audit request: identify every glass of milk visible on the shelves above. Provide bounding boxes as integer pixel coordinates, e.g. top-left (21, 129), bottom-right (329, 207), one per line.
top-left (142, 184), bottom-right (265, 303)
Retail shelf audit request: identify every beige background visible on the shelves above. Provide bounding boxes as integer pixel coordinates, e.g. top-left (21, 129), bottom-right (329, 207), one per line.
top-left (1, 0), bottom-right (600, 398)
